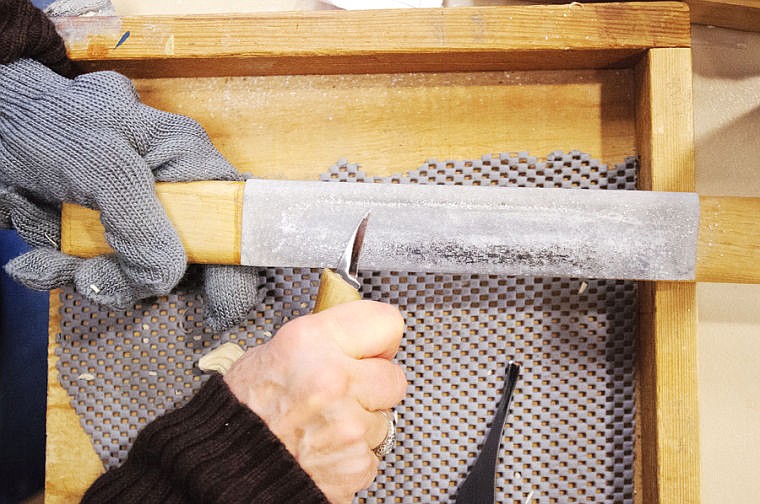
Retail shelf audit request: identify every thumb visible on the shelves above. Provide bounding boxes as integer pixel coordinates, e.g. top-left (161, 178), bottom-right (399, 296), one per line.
top-left (311, 301), bottom-right (405, 361)
top-left (71, 254), bottom-right (140, 309)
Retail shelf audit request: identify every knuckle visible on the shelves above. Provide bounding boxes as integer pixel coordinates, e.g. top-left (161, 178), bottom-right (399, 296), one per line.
top-left (303, 369), bottom-right (350, 412)
top-left (391, 364), bottom-right (409, 402)
top-left (358, 456), bottom-right (379, 489)
top-left (278, 316), bottom-right (318, 347)
top-left (336, 416), bottom-right (366, 444)
top-left (171, 113), bottom-right (208, 138)
top-left (376, 301), bottom-right (405, 334)
top-left (78, 71), bottom-right (138, 103)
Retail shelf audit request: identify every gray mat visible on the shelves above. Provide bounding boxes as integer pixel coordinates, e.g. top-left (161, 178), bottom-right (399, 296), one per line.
top-left (56, 150), bottom-right (637, 503)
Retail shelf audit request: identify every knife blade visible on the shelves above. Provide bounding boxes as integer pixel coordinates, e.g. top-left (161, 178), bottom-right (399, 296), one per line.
top-left (313, 212), bottom-right (369, 313)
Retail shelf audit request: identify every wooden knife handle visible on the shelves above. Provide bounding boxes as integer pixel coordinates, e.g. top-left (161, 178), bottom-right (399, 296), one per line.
top-left (61, 181), bottom-right (245, 264)
top-left (313, 269), bottom-right (362, 313)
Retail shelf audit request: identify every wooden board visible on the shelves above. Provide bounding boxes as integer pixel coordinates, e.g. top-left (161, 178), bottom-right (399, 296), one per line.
top-left (697, 196), bottom-right (760, 283)
top-left (52, 3), bottom-right (690, 77)
top-left (634, 47), bottom-right (701, 504)
top-left (62, 185), bottom-right (760, 284)
top-left (686, 0), bottom-right (760, 32)
top-left (45, 291), bottom-right (105, 502)
top-left (130, 70), bottom-right (637, 178)
top-left (46, 4), bottom-right (697, 503)
top-left (62, 181), bottom-right (244, 264)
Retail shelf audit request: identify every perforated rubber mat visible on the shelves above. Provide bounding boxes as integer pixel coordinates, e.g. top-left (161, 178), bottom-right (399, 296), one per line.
top-left (56, 151), bottom-right (637, 503)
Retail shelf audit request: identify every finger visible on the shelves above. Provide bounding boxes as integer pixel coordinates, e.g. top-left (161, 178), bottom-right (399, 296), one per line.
top-left (72, 255), bottom-right (139, 310)
top-left (350, 358), bottom-right (407, 412)
top-left (310, 300), bottom-right (405, 360)
top-left (322, 400), bottom-right (389, 455)
top-left (90, 147), bottom-right (187, 300)
top-left (4, 248), bottom-right (79, 290)
top-left (3, 248), bottom-right (139, 309)
top-left (202, 264), bottom-right (262, 332)
top-left (306, 438), bottom-right (379, 504)
top-left (73, 72), bottom-right (239, 183)
top-left (140, 109), bottom-right (241, 182)
top-left (0, 187), bottom-right (60, 248)
top-left (366, 409), bottom-right (396, 453)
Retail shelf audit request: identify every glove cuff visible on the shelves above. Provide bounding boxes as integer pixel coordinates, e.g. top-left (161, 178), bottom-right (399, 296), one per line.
top-left (0, 58), bottom-right (71, 106)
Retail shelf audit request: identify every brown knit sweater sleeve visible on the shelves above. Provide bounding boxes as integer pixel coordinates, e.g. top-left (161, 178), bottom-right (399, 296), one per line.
top-left (82, 375), bottom-right (329, 504)
top-left (0, 0), bottom-right (78, 77)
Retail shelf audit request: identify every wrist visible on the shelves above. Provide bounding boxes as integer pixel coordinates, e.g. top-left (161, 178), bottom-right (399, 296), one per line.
top-left (0, 58), bottom-right (70, 106)
top-left (85, 374), bottom-right (328, 503)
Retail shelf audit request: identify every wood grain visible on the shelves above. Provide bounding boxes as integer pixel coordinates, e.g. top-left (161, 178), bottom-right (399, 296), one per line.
top-left (53, 3), bottom-right (690, 77)
top-left (697, 196), bottom-right (760, 283)
top-left (634, 47), bottom-right (701, 504)
top-left (62, 181), bottom-right (243, 264)
top-left (45, 291), bottom-right (105, 504)
top-left (686, 0), bottom-right (760, 32)
top-left (128, 70), bottom-right (637, 178)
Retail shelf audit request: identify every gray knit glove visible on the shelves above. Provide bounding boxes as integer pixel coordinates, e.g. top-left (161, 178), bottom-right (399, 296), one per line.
top-left (0, 58), bottom-right (260, 331)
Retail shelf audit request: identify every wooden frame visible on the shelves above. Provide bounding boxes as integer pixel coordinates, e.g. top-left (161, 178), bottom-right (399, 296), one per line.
top-left (634, 47), bottom-right (700, 503)
top-left (686, 0), bottom-right (760, 32)
top-left (47, 3), bottom-right (699, 503)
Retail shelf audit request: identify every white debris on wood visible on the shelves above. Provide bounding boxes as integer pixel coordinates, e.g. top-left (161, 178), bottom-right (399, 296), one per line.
top-left (198, 342), bottom-right (245, 375)
top-left (578, 281), bottom-right (589, 295)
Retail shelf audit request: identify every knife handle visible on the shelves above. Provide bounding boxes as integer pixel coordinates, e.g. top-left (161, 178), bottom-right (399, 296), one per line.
top-left (313, 269), bottom-right (361, 313)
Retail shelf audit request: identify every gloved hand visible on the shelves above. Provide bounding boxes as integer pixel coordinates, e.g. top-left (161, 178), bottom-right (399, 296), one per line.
top-left (0, 58), bottom-right (260, 331)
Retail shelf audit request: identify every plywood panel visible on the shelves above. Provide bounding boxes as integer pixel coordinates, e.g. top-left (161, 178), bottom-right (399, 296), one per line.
top-left (132, 70), bottom-right (636, 178)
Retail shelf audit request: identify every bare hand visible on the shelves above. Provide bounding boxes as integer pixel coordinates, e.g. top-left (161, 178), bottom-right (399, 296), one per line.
top-left (224, 300), bottom-right (407, 503)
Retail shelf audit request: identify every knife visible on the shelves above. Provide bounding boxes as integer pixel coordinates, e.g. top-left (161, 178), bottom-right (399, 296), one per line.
top-left (313, 212), bottom-right (369, 312)
top-left (196, 211), bottom-right (369, 375)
